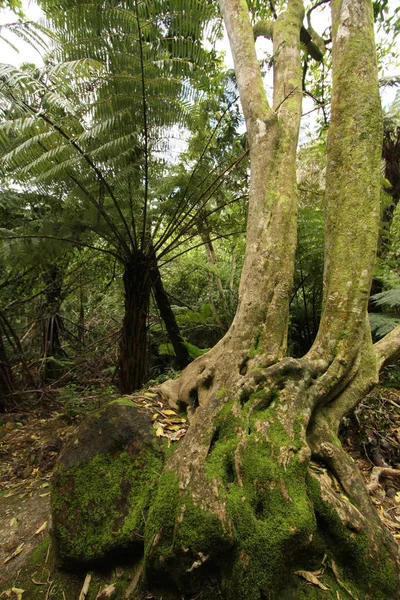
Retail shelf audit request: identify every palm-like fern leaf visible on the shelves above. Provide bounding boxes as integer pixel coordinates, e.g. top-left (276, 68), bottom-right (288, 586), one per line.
top-left (0, 0), bottom-right (220, 259)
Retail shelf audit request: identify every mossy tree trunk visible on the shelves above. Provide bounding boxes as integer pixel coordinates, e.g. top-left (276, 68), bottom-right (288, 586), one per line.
top-left (140, 0), bottom-right (400, 598)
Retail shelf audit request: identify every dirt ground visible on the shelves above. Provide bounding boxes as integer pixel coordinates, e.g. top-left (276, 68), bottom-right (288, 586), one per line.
top-left (0, 409), bottom-right (77, 589)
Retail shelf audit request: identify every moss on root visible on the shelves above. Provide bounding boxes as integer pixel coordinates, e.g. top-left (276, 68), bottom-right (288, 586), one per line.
top-left (144, 470), bottom-right (230, 590)
top-left (222, 415), bottom-right (316, 598)
top-left (307, 473), bottom-right (399, 600)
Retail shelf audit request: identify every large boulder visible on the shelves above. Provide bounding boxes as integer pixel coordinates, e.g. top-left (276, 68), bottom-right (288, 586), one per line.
top-left (51, 399), bottom-right (165, 564)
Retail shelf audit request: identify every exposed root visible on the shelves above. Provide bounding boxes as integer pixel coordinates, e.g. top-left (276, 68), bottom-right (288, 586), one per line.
top-left (368, 466), bottom-right (400, 496)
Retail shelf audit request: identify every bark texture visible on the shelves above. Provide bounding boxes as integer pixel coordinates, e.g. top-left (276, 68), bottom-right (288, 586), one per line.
top-left (119, 253), bottom-right (151, 393)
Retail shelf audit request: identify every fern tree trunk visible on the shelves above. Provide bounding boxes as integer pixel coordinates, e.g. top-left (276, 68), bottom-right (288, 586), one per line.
top-left (139, 1), bottom-right (400, 598)
top-left (0, 329), bottom-right (14, 412)
top-left (119, 253), bottom-right (152, 394)
top-left (42, 263), bottom-right (65, 381)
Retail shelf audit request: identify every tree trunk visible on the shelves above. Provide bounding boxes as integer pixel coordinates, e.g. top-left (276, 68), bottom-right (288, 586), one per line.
top-left (197, 211), bottom-right (230, 330)
top-left (0, 329), bottom-right (14, 412)
top-left (151, 259), bottom-right (191, 370)
top-left (41, 263), bottom-right (65, 381)
top-left (138, 1), bottom-right (400, 598)
top-left (119, 253), bottom-right (152, 393)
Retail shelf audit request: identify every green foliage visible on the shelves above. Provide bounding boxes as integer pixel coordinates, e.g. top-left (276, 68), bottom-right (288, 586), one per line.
top-left (369, 287), bottom-right (400, 338)
top-left (0, 0), bottom-right (23, 17)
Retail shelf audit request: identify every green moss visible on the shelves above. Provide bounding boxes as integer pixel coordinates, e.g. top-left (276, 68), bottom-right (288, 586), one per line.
top-left (110, 397), bottom-right (137, 407)
top-left (145, 469), bottom-right (230, 588)
top-left (307, 474), bottom-right (399, 599)
top-left (52, 444), bottom-right (164, 563)
top-left (144, 470), bottom-right (181, 561)
top-left (250, 387), bottom-right (279, 412)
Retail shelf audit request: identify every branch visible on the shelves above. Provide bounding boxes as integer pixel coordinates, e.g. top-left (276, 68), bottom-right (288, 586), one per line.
top-left (1, 234), bottom-right (121, 260)
top-left (375, 323), bottom-right (400, 371)
top-left (159, 230), bottom-right (245, 267)
top-left (38, 112), bottom-right (135, 253)
top-left (153, 94), bottom-right (240, 246)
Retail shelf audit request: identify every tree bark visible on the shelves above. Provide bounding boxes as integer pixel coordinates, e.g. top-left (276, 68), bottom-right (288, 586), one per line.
top-left (41, 263), bottom-right (66, 380)
top-left (0, 329), bottom-right (14, 412)
top-left (119, 253), bottom-right (152, 393)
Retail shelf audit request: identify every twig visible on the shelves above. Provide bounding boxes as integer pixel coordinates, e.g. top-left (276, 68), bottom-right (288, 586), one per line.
top-left (45, 541), bottom-right (51, 564)
top-left (124, 562), bottom-right (144, 599)
top-left (274, 86), bottom-right (299, 113)
top-left (45, 581), bottom-right (54, 600)
top-left (79, 573), bottom-right (92, 600)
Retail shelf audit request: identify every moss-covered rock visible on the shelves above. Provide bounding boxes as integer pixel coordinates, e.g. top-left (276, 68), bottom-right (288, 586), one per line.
top-left (52, 400), bottom-right (165, 564)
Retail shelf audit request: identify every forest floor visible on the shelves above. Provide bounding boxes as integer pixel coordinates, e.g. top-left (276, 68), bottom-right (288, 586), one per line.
top-left (1, 382), bottom-right (400, 598)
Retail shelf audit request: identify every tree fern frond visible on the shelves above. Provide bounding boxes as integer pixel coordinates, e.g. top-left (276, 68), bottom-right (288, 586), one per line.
top-left (369, 312), bottom-right (400, 338)
top-left (371, 288), bottom-right (400, 309)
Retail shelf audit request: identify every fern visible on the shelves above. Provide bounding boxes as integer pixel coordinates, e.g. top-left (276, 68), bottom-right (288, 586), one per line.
top-left (369, 312), bottom-right (400, 338)
top-left (371, 288), bottom-right (400, 309)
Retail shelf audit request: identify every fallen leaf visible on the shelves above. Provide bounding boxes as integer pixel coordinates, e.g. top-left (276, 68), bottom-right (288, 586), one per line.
top-left (151, 413), bottom-right (159, 421)
top-left (11, 588), bottom-right (24, 600)
top-left (3, 543), bottom-right (25, 564)
top-left (79, 573), bottom-right (92, 600)
top-left (34, 521), bottom-right (48, 535)
top-left (163, 409), bottom-right (176, 415)
top-left (39, 492), bottom-right (50, 498)
top-left (10, 518), bottom-right (18, 528)
top-left (155, 427), bottom-right (164, 437)
top-left (295, 570), bottom-right (329, 590)
top-left (96, 583), bottom-right (116, 598)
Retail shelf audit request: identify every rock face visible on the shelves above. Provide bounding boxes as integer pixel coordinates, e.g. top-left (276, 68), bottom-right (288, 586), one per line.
top-left (51, 400), bottom-right (165, 564)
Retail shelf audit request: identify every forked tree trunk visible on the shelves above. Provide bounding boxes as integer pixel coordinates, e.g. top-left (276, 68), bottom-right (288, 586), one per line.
top-left (119, 253), bottom-right (152, 393)
top-left (138, 0), bottom-right (400, 598)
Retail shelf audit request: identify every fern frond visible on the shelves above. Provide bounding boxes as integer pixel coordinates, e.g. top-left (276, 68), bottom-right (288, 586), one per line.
top-left (371, 288), bottom-right (400, 309)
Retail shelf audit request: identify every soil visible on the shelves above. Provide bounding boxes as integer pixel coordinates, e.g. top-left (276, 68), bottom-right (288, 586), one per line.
top-left (0, 385), bottom-right (400, 597)
top-left (0, 409), bottom-right (77, 588)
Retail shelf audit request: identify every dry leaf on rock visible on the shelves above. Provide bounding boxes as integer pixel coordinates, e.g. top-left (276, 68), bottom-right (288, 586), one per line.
top-left (295, 570), bottom-right (329, 590)
top-left (34, 521), bottom-right (48, 535)
top-left (3, 543), bottom-right (25, 564)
